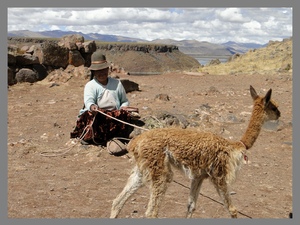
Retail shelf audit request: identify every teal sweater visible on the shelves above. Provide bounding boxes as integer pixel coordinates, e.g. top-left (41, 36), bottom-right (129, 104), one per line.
top-left (79, 77), bottom-right (129, 115)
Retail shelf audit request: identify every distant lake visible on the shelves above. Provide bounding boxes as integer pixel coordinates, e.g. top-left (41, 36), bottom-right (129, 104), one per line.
top-left (188, 55), bottom-right (231, 66)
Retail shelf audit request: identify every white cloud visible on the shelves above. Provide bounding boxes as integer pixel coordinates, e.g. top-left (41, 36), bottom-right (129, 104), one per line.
top-left (7, 7), bottom-right (292, 44)
top-left (263, 16), bottom-right (278, 29)
top-left (215, 8), bottom-right (249, 23)
top-left (243, 20), bottom-right (262, 30)
top-left (49, 25), bottom-right (60, 31)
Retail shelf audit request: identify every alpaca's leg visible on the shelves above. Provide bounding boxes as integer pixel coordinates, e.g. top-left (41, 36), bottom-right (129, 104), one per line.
top-left (186, 175), bottom-right (207, 218)
top-left (213, 183), bottom-right (238, 218)
top-left (110, 166), bottom-right (143, 218)
top-left (145, 161), bottom-right (172, 218)
top-left (223, 190), bottom-right (238, 218)
top-left (145, 177), bottom-right (169, 218)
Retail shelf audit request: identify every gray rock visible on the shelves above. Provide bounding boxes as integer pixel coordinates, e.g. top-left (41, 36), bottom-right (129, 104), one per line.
top-left (120, 79), bottom-right (139, 93)
top-left (16, 68), bottom-right (38, 83)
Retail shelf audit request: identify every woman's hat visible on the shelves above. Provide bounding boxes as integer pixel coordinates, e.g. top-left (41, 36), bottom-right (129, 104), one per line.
top-left (88, 51), bottom-right (109, 71)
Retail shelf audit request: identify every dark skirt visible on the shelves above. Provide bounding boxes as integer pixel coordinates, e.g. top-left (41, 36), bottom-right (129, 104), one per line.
top-left (70, 109), bottom-right (133, 145)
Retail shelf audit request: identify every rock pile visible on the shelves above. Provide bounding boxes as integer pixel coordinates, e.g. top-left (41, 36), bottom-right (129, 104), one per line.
top-left (8, 34), bottom-right (97, 85)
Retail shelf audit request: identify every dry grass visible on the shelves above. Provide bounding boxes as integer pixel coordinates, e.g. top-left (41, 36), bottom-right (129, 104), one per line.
top-left (199, 38), bottom-right (292, 75)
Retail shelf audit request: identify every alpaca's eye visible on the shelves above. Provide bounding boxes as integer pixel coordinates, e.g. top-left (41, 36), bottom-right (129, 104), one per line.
top-left (268, 103), bottom-right (277, 111)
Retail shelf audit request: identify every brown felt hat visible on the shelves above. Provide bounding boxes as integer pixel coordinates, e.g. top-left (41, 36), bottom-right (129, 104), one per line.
top-left (88, 51), bottom-right (109, 71)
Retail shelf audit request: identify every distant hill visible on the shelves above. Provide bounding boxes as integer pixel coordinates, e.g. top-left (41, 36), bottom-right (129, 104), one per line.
top-left (8, 29), bottom-right (145, 43)
top-left (221, 41), bottom-right (265, 54)
top-left (8, 30), bottom-right (50, 38)
top-left (8, 29), bottom-right (267, 56)
top-left (150, 39), bottom-right (237, 56)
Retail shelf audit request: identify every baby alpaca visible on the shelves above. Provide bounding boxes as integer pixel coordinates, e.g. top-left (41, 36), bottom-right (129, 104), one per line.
top-left (110, 85), bottom-right (281, 218)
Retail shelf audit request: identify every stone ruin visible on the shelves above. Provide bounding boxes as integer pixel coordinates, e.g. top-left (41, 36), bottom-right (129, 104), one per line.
top-left (7, 34), bottom-right (139, 93)
top-left (8, 34), bottom-right (97, 85)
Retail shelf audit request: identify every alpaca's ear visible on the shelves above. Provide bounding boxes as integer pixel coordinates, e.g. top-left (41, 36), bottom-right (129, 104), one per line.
top-left (264, 88), bottom-right (272, 106)
top-left (250, 85), bottom-right (258, 100)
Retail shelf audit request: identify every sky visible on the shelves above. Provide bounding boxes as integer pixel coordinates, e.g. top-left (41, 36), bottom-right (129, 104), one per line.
top-left (7, 7), bottom-right (292, 44)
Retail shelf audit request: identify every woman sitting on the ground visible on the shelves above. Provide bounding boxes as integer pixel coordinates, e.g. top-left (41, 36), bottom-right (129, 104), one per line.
top-left (70, 51), bottom-right (134, 146)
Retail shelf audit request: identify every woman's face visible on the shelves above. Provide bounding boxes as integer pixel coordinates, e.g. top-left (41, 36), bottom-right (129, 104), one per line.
top-left (94, 68), bottom-right (109, 84)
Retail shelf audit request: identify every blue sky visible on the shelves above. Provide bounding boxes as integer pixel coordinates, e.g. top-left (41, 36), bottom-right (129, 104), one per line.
top-left (7, 7), bottom-right (292, 44)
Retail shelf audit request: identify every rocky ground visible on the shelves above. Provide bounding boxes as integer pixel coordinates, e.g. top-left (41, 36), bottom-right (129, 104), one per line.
top-left (7, 70), bottom-right (292, 219)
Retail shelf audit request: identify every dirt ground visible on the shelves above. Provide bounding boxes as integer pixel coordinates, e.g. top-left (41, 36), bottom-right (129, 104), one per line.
top-left (7, 71), bottom-right (293, 219)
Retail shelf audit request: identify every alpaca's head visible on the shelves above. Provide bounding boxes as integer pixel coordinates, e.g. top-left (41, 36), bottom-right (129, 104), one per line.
top-left (265, 98), bottom-right (281, 121)
top-left (250, 85), bottom-right (281, 121)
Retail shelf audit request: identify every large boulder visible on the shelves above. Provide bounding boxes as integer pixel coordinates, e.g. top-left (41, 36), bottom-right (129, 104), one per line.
top-left (80, 41), bottom-right (97, 67)
top-left (15, 68), bottom-right (38, 83)
top-left (120, 79), bottom-right (139, 93)
top-left (81, 41), bottom-right (97, 53)
top-left (33, 42), bottom-right (69, 68)
top-left (69, 50), bottom-right (85, 67)
top-left (58, 34), bottom-right (85, 50)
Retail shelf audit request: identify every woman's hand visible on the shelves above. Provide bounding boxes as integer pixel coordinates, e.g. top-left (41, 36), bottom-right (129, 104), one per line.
top-left (90, 104), bottom-right (99, 112)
